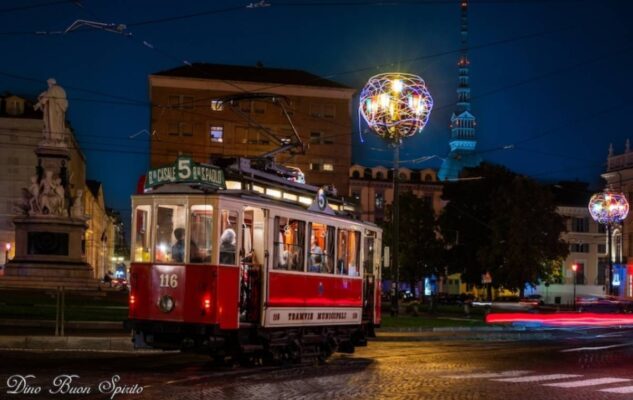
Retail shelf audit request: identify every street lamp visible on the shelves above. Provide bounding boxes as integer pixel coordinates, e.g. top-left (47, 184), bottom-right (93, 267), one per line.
top-left (588, 191), bottom-right (629, 296)
top-left (5, 242), bottom-right (11, 265)
top-left (571, 263), bottom-right (577, 311)
top-left (359, 73), bottom-right (433, 316)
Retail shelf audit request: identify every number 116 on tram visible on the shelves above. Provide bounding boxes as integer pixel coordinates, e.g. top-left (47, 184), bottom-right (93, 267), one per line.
top-left (125, 157), bottom-right (382, 364)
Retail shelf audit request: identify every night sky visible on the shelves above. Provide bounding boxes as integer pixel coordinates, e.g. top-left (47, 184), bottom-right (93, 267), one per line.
top-left (1, 0), bottom-right (632, 230)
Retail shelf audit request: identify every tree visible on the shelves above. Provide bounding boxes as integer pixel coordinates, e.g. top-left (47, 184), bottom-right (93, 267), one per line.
top-left (439, 163), bottom-right (568, 295)
top-left (382, 191), bottom-right (443, 296)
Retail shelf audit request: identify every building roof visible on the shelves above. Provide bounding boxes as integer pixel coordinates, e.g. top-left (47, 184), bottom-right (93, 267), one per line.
top-left (86, 179), bottom-right (102, 199)
top-left (153, 63), bottom-right (351, 89)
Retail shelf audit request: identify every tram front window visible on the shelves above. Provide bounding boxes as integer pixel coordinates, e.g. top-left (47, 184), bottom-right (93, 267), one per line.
top-left (155, 204), bottom-right (186, 263)
top-left (133, 205), bottom-right (151, 262)
top-left (190, 205), bottom-right (213, 263)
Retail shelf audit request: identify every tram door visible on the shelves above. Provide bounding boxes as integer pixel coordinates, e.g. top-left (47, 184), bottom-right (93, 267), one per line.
top-left (362, 232), bottom-right (377, 322)
top-left (240, 207), bottom-right (266, 322)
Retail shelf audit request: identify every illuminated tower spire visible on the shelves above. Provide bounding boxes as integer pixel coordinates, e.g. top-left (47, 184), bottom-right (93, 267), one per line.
top-left (438, 0), bottom-right (481, 181)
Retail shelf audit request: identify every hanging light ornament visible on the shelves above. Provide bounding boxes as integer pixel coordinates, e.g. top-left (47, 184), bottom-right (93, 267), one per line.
top-left (359, 73), bottom-right (433, 141)
top-left (588, 191), bottom-right (629, 225)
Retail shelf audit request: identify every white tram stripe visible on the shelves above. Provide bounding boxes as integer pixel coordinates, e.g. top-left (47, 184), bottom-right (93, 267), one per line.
top-left (543, 377), bottom-right (631, 388)
top-left (599, 385), bottom-right (633, 394)
top-left (492, 374), bottom-right (581, 383)
top-left (444, 370), bottom-right (531, 379)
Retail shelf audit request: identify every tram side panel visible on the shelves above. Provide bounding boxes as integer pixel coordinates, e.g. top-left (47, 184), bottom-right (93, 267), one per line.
top-left (265, 271), bottom-right (363, 327)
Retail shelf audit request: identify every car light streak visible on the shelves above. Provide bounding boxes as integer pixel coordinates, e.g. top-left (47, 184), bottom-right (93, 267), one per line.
top-left (486, 312), bottom-right (633, 327)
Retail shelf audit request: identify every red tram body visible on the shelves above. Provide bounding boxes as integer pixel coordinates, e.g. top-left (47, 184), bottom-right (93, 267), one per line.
top-left (126, 157), bottom-right (382, 363)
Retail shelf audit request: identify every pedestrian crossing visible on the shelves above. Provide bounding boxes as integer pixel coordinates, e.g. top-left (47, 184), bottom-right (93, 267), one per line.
top-left (444, 370), bottom-right (633, 395)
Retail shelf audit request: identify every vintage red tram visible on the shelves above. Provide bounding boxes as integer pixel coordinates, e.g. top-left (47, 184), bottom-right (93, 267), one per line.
top-left (126, 157), bottom-right (382, 363)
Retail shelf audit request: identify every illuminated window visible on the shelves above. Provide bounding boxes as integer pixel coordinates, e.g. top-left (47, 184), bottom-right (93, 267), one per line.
top-left (323, 162), bottom-right (334, 172)
top-left (219, 210), bottom-right (238, 265)
top-left (336, 229), bottom-right (360, 276)
top-left (133, 205), bottom-right (151, 262)
top-left (308, 223), bottom-right (335, 274)
top-left (209, 125), bottom-right (224, 143)
top-left (154, 204), bottom-right (187, 264)
top-left (210, 100), bottom-right (224, 111)
top-left (273, 216), bottom-right (306, 271)
top-left (190, 205), bottom-right (213, 263)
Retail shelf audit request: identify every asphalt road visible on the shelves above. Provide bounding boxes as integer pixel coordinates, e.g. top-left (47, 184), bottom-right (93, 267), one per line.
top-left (2, 328), bottom-right (633, 399)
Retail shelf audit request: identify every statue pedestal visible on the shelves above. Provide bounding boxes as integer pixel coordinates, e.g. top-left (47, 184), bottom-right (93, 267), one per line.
top-left (4, 216), bottom-right (93, 281)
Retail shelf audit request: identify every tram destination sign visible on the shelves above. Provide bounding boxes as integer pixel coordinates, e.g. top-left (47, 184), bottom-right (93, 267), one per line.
top-left (145, 157), bottom-right (225, 190)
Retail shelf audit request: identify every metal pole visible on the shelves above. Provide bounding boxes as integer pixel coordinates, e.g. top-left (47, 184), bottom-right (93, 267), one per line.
top-left (573, 270), bottom-right (576, 311)
top-left (61, 286), bottom-right (65, 337)
top-left (55, 286), bottom-right (60, 336)
top-left (391, 141), bottom-right (400, 317)
top-left (605, 223), bottom-right (613, 295)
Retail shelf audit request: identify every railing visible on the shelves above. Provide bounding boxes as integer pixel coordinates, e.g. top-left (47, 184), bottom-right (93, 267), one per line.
top-left (608, 152), bottom-right (633, 171)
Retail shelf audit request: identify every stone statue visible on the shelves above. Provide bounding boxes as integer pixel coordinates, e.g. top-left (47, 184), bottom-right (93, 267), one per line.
top-left (34, 78), bottom-right (68, 145)
top-left (71, 189), bottom-right (84, 218)
top-left (38, 170), bottom-right (63, 215)
top-left (54, 177), bottom-right (65, 214)
top-left (28, 175), bottom-right (40, 214)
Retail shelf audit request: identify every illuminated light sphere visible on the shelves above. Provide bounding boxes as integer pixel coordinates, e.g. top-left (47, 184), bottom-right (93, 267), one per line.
top-left (588, 191), bottom-right (629, 225)
top-left (359, 73), bottom-right (433, 141)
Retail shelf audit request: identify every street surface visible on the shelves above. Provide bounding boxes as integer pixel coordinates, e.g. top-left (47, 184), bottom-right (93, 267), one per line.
top-left (2, 328), bottom-right (633, 399)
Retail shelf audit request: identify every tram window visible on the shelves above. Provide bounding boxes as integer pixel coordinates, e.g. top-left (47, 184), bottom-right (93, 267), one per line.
top-left (154, 204), bottom-right (186, 263)
top-left (363, 233), bottom-right (376, 274)
top-left (274, 216), bottom-right (306, 271)
top-left (133, 205), bottom-right (151, 262)
top-left (336, 229), bottom-right (361, 276)
top-left (308, 223), bottom-right (335, 274)
top-left (219, 210), bottom-right (237, 265)
top-left (190, 205), bottom-right (213, 263)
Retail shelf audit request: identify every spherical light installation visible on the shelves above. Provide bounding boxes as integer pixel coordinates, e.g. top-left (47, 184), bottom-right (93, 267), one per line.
top-left (588, 191), bottom-right (629, 225)
top-left (359, 73), bottom-right (433, 141)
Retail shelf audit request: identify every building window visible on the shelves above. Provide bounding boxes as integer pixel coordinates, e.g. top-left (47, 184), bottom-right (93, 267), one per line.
top-left (375, 192), bottom-right (384, 210)
top-left (598, 224), bottom-right (606, 234)
top-left (310, 131), bottom-right (322, 144)
top-left (323, 162), bottom-right (334, 172)
top-left (323, 104), bottom-right (335, 118)
top-left (210, 100), bottom-right (224, 111)
top-left (375, 172), bottom-right (384, 180)
top-left (309, 103), bottom-right (322, 117)
top-left (570, 243), bottom-right (589, 253)
top-left (253, 101), bottom-right (266, 114)
top-left (597, 243), bottom-right (607, 254)
top-left (209, 125), bottom-right (224, 143)
top-left (309, 161), bottom-right (321, 171)
top-left (352, 171), bottom-right (360, 179)
top-left (352, 191), bottom-right (360, 202)
top-left (571, 217), bottom-right (589, 233)
top-left (169, 95), bottom-right (194, 109)
top-left (240, 100), bottom-right (251, 113)
top-left (168, 121), bottom-right (193, 137)
top-left (424, 174), bottom-right (433, 182)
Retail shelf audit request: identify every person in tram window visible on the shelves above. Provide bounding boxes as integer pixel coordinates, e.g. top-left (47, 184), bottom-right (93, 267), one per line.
top-left (172, 227), bottom-right (200, 263)
top-left (219, 227), bottom-right (236, 264)
top-left (309, 235), bottom-right (324, 273)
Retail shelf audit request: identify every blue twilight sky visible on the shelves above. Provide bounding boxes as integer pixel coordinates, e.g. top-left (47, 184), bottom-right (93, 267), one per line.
top-left (1, 0), bottom-right (632, 228)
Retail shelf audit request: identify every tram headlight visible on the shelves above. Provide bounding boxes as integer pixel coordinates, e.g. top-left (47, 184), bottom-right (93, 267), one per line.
top-left (157, 295), bottom-right (175, 313)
